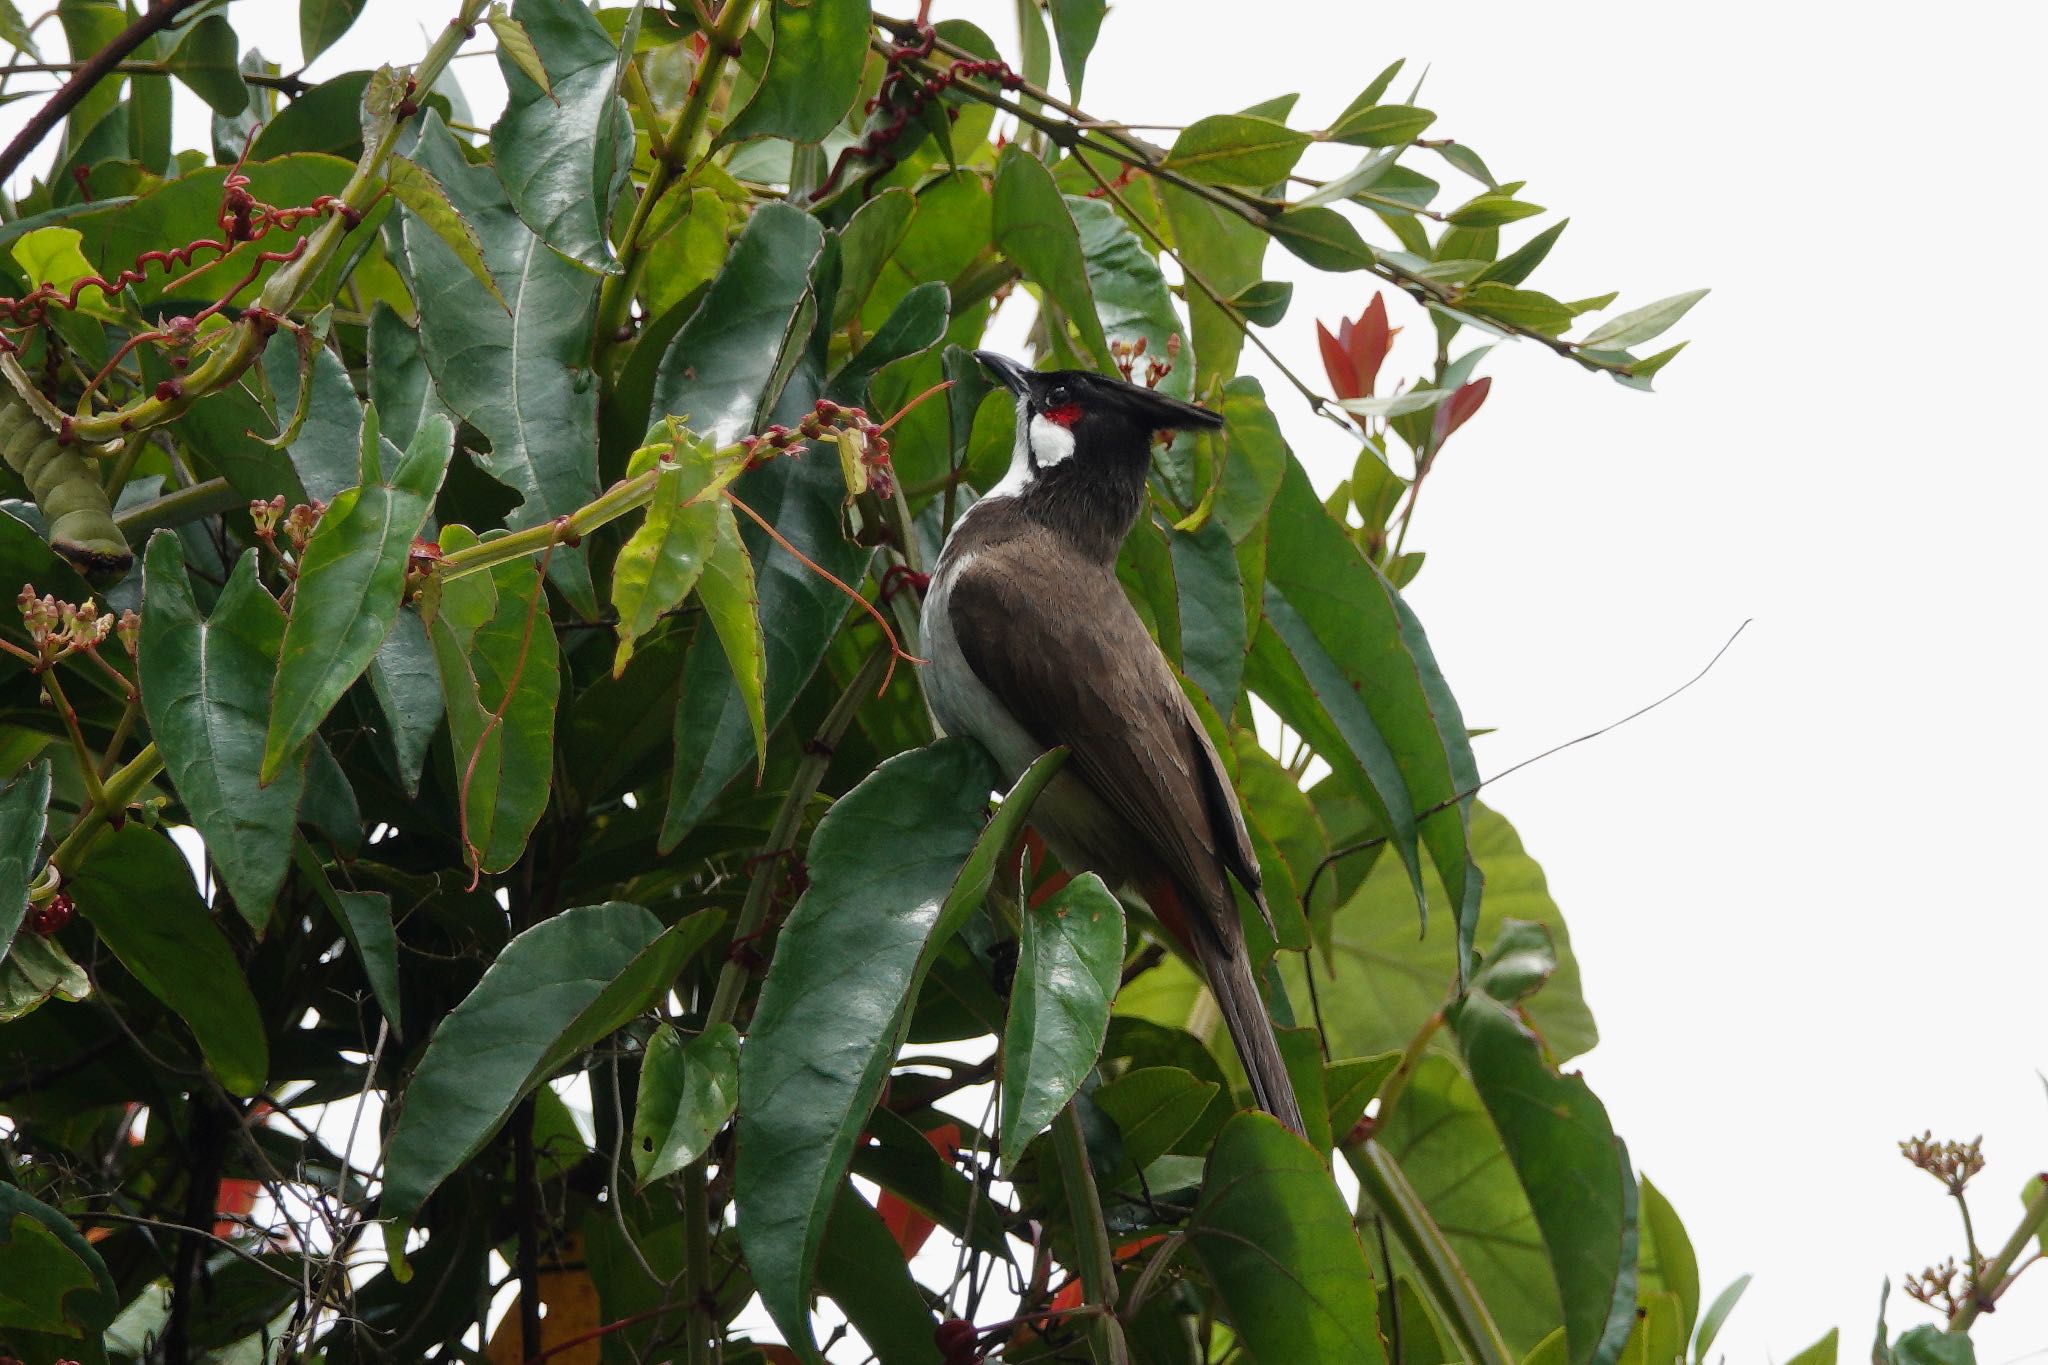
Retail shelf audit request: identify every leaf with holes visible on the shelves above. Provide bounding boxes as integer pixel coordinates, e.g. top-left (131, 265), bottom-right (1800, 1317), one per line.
top-left (632, 1021), bottom-right (740, 1186)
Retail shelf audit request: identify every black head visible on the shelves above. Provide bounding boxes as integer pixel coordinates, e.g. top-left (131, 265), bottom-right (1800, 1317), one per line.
top-left (974, 351), bottom-right (1223, 560)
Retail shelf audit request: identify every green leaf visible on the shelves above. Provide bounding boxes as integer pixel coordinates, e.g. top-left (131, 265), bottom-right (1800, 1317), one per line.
top-left (1170, 517), bottom-right (1247, 713)
top-left (830, 188), bottom-right (916, 329)
top-left (816, 1184), bottom-right (943, 1364)
top-left (164, 13), bottom-right (247, 117)
top-left (1447, 194), bottom-right (1545, 228)
top-left (1255, 458), bottom-right (1484, 952)
top-left (722, 0), bottom-right (870, 144)
top-left (1452, 921), bottom-right (1635, 1365)
top-left (1578, 288), bottom-right (1709, 350)
top-left (1693, 1275), bottom-right (1750, 1364)
top-left (734, 740), bottom-right (1000, 1361)
top-left (0, 759), bottom-right (50, 964)
top-left (993, 145), bottom-right (1115, 371)
top-left (70, 826), bottom-right (269, 1093)
top-left (1189, 1113), bottom-right (1388, 1365)
top-left (694, 500), bottom-right (767, 775)
top-left (1638, 1176), bottom-right (1700, 1342)
top-left (1324, 1053), bottom-right (1398, 1140)
top-left (1095, 1065), bottom-right (1221, 1171)
top-left (427, 525), bottom-right (561, 875)
top-left (261, 319), bottom-right (364, 502)
top-left (335, 890), bottom-right (402, 1035)
top-left (1070, 194), bottom-right (1193, 398)
top-left (1327, 102), bottom-right (1435, 146)
top-left (1230, 279), bottom-right (1293, 327)
top-left (0, 0), bottom-right (39, 58)
top-left (486, 9), bottom-right (553, 104)
top-left (1373, 1054), bottom-right (1560, 1353)
top-left (1048, 0), bottom-right (1107, 98)
top-left (828, 279), bottom-right (951, 404)
top-left (1160, 183), bottom-right (1269, 386)
top-left (11, 225), bottom-right (121, 321)
top-left (492, 0), bottom-right (634, 274)
top-left (653, 200), bottom-right (826, 443)
top-left (300, 0), bottom-right (368, 62)
top-left (612, 437), bottom-right (723, 675)
top-left (0, 932), bottom-right (88, 1022)
top-left (999, 872), bottom-right (1124, 1162)
top-left (1270, 205), bottom-right (1377, 273)
top-left (0, 1182), bottom-right (117, 1337)
top-left (1785, 1327), bottom-right (1840, 1365)
top-left (368, 298), bottom-right (458, 456)
top-left (400, 111), bottom-right (600, 612)
top-left (632, 1020), bottom-right (740, 1186)
top-left (1455, 282), bottom-right (1576, 334)
top-left (367, 609), bottom-right (443, 797)
top-left (381, 904), bottom-right (723, 1259)
top-left (1890, 1325), bottom-right (1974, 1365)
top-left (142, 540), bottom-right (303, 929)
top-left (1166, 113), bottom-right (1313, 186)
top-left (1476, 220), bottom-right (1568, 288)
top-left (385, 154), bottom-right (507, 311)
top-left (262, 411), bottom-right (454, 783)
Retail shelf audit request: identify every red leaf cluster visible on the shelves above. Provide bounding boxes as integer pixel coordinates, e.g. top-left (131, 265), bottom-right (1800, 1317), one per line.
top-left (1433, 375), bottom-right (1491, 447)
top-left (1316, 294), bottom-right (1398, 400)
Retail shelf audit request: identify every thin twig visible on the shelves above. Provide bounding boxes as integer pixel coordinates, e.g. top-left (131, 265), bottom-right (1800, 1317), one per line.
top-left (1302, 620), bottom-right (1752, 909)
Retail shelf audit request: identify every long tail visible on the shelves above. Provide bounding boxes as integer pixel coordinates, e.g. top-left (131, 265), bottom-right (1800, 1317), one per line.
top-left (1150, 877), bottom-right (1305, 1138)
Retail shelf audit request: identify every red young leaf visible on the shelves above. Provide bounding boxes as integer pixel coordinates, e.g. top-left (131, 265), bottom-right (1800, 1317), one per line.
top-left (1316, 321), bottom-right (1360, 400)
top-left (1351, 294), bottom-right (1396, 397)
top-left (1433, 376), bottom-right (1492, 446)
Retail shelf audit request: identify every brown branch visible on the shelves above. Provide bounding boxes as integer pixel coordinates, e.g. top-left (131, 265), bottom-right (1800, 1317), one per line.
top-left (0, 0), bottom-right (211, 186)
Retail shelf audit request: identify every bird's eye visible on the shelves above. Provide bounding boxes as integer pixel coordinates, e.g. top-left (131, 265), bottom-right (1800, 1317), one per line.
top-left (1045, 386), bottom-right (1070, 407)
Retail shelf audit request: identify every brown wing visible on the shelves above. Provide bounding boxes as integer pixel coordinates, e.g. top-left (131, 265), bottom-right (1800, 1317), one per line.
top-left (946, 531), bottom-right (1261, 917)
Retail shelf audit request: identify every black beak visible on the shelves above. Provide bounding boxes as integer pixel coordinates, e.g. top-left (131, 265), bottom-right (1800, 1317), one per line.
top-left (973, 350), bottom-right (1036, 397)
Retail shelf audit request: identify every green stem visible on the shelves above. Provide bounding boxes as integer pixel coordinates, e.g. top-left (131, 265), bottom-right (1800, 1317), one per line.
top-left (68, 0), bottom-right (492, 444)
top-left (1366, 1002), bottom-right (1448, 1133)
top-left (1347, 1139), bottom-right (1515, 1365)
top-left (683, 1163), bottom-right (715, 1365)
top-left (595, 0), bottom-right (763, 361)
top-left (1052, 1101), bottom-right (1125, 1363)
top-left (50, 741), bottom-right (162, 874)
top-left (112, 476), bottom-right (242, 537)
top-left (435, 467), bottom-right (665, 584)
top-left (1952, 1176), bottom-right (2048, 1330)
top-left (39, 668), bottom-right (107, 812)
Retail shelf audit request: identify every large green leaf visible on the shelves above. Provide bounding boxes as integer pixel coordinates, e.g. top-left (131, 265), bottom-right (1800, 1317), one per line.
top-left (1280, 803), bottom-right (1595, 1065)
top-left (0, 1182), bottom-right (118, 1338)
top-left (380, 903), bottom-right (723, 1260)
top-left (652, 200), bottom-right (825, 443)
top-left (992, 144), bottom-right (1114, 371)
top-left (1160, 182), bottom-right (1268, 387)
top-left (722, 0), bottom-right (870, 145)
top-left (734, 739), bottom-right (998, 1362)
top-left (1169, 517), bottom-right (1246, 714)
top-left (492, 0), bottom-right (634, 274)
top-left (1260, 456), bottom-right (1483, 965)
top-left (1212, 377), bottom-right (1290, 542)
top-left (262, 410), bottom-right (453, 783)
top-left (427, 524), bottom-right (562, 874)
top-left (1452, 921), bottom-right (1635, 1365)
top-left (367, 608), bottom-right (443, 797)
top-left (163, 13), bottom-right (247, 117)
top-left (816, 1185), bottom-right (943, 1365)
top-left (1372, 1054), bottom-right (1562, 1354)
top-left (143, 539), bottom-right (303, 929)
top-left (1069, 194), bottom-right (1193, 399)
top-left (1164, 113), bottom-right (1312, 186)
top-left (0, 759), bottom-right (50, 962)
top-left (69, 825), bottom-right (268, 1094)
top-left (401, 111), bottom-right (600, 612)
top-left (631, 1020), bottom-right (740, 1186)
top-left (262, 322), bottom-right (370, 503)
top-left (366, 299), bottom-right (457, 455)
top-left (1188, 1113), bottom-right (1387, 1365)
top-left (999, 872), bottom-right (1124, 1163)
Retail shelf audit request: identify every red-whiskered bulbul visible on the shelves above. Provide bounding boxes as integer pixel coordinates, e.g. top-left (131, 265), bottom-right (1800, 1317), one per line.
top-left (921, 350), bottom-right (1306, 1137)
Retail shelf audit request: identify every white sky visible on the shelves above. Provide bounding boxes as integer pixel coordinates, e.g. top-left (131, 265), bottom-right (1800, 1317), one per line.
top-left (7, 3), bottom-right (2047, 1362)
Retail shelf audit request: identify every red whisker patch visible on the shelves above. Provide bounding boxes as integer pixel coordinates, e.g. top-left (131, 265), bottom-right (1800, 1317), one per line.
top-left (1041, 402), bottom-right (1083, 427)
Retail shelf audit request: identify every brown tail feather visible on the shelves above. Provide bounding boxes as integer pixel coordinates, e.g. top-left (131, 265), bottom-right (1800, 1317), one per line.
top-left (1188, 917), bottom-right (1307, 1138)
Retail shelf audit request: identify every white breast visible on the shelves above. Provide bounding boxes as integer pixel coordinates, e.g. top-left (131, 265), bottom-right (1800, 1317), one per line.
top-left (920, 545), bottom-right (1048, 785)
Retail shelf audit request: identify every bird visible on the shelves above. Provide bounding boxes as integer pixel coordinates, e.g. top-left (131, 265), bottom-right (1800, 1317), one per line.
top-left (920, 349), bottom-right (1305, 1137)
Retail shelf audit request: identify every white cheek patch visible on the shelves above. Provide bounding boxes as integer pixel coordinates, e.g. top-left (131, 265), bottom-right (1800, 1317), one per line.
top-left (1029, 413), bottom-right (1077, 468)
